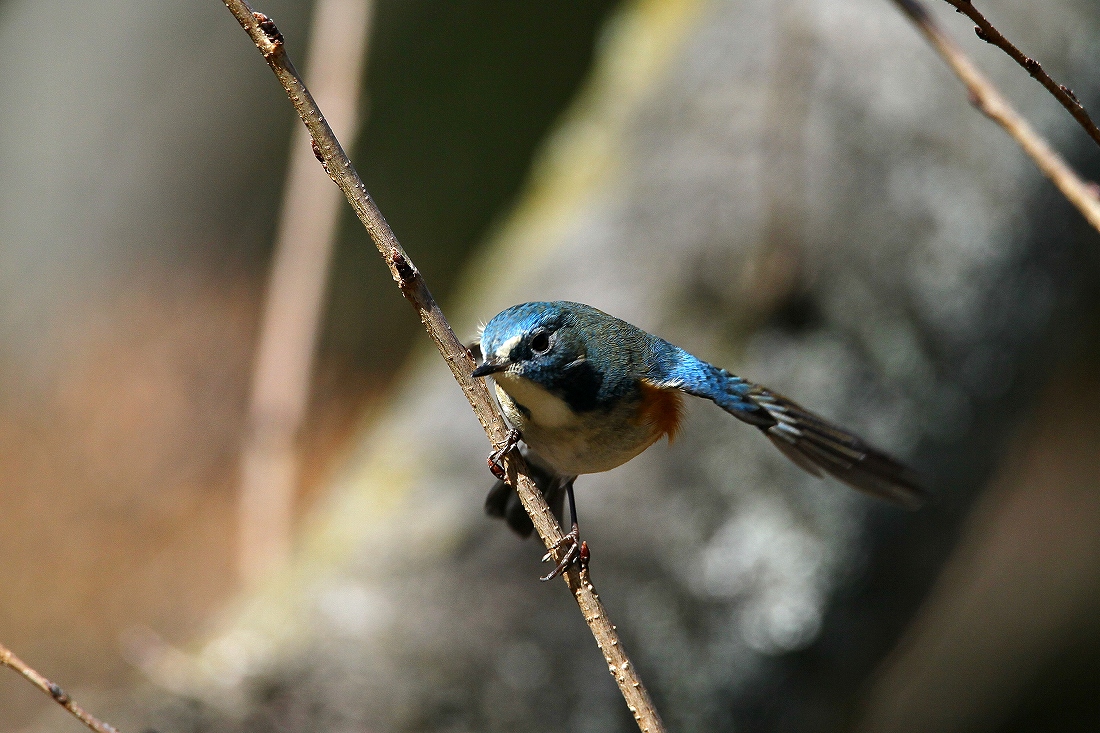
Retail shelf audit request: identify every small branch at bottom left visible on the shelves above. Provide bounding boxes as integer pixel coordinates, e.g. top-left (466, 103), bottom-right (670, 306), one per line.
top-left (0, 642), bottom-right (121, 733)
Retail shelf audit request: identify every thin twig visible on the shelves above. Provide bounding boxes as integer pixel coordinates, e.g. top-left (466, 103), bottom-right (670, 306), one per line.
top-left (941, 0), bottom-right (1100, 150)
top-left (0, 642), bottom-right (120, 733)
top-left (219, 3), bottom-right (666, 731)
top-left (891, 0), bottom-right (1100, 234)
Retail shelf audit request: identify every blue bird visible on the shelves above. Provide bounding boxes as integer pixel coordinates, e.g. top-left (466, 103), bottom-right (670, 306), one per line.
top-left (472, 301), bottom-right (925, 579)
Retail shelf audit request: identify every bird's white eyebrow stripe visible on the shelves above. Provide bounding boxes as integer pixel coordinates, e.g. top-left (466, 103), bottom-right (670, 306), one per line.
top-left (495, 334), bottom-right (522, 358)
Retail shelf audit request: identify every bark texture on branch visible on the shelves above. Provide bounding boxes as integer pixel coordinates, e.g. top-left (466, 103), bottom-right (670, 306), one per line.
top-left (941, 0), bottom-right (1100, 149)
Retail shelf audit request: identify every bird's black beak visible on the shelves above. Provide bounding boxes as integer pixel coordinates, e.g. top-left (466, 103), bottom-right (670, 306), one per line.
top-left (472, 355), bottom-right (509, 378)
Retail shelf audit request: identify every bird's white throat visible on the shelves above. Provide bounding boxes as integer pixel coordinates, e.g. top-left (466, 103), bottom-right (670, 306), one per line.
top-left (493, 372), bottom-right (575, 428)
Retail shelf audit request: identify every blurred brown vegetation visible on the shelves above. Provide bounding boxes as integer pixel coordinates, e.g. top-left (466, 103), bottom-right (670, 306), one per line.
top-left (0, 267), bottom-right (251, 725)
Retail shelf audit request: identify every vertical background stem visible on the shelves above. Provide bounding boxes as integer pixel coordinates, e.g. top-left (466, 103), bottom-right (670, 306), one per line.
top-left (238, 0), bottom-right (374, 583)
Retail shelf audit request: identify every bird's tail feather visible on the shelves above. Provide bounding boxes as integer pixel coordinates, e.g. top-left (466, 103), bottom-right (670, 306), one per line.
top-left (750, 387), bottom-right (928, 509)
top-left (484, 459), bottom-right (568, 537)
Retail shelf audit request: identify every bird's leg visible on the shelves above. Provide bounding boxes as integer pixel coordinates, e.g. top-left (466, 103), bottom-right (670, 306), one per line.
top-left (540, 478), bottom-right (588, 581)
top-left (487, 428), bottom-right (521, 480)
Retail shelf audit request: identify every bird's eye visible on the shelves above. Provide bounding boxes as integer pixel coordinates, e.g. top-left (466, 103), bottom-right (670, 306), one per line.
top-left (530, 330), bottom-right (551, 355)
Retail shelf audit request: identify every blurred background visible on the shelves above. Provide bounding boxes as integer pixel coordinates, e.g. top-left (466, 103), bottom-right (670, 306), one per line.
top-left (0, 0), bottom-right (1098, 731)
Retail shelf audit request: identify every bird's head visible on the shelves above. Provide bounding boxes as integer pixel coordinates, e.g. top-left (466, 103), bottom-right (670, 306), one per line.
top-left (472, 302), bottom-right (586, 389)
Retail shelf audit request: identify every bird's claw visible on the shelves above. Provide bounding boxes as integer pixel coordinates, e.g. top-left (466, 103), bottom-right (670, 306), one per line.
top-left (540, 523), bottom-right (588, 581)
top-left (487, 428), bottom-right (521, 480)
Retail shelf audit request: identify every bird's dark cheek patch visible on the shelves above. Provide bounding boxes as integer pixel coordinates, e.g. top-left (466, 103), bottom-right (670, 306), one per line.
top-left (554, 358), bottom-right (604, 412)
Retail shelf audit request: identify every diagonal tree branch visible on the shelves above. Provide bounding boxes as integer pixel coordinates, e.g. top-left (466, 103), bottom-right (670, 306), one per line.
top-left (891, 0), bottom-right (1100, 234)
top-left (220, 2), bottom-right (666, 731)
top-left (941, 0), bottom-right (1100, 150)
top-left (0, 642), bottom-right (120, 733)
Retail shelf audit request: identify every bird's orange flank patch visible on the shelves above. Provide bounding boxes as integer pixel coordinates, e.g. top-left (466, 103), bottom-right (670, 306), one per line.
top-left (638, 380), bottom-right (684, 442)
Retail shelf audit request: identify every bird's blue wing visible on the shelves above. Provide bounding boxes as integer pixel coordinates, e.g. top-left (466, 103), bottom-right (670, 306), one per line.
top-left (648, 343), bottom-right (775, 427)
top-left (652, 343), bottom-right (927, 508)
